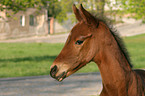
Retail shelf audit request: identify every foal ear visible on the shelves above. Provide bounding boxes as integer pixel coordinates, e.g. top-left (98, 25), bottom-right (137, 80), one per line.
top-left (72, 4), bottom-right (82, 22)
top-left (79, 4), bottom-right (99, 27)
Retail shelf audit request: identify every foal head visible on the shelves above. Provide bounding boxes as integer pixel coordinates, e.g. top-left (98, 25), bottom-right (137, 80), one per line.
top-left (50, 4), bottom-right (110, 81)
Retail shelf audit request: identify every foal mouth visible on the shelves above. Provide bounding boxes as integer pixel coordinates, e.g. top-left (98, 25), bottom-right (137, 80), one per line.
top-left (55, 71), bottom-right (67, 82)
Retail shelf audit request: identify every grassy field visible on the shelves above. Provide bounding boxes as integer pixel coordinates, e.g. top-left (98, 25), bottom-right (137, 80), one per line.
top-left (0, 34), bottom-right (145, 78)
top-left (123, 34), bottom-right (145, 68)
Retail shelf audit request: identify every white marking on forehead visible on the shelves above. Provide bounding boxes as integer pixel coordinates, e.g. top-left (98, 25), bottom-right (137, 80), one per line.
top-left (65, 32), bottom-right (72, 44)
top-left (68, 32), bottom-right (72, 37)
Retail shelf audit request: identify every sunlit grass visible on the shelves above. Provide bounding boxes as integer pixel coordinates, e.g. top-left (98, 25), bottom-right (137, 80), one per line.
top-left (123, 34), bottom-right (145, 69)
top-left (0, 43), bottom-right (64, 77)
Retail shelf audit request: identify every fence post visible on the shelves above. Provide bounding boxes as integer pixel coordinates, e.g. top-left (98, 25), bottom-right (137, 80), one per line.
top-left (50, 17), bottom-right (54, 34)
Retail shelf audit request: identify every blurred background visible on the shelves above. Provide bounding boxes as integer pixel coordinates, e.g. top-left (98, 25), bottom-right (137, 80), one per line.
top-left (0, 0), bottom-right (145, 96)
top-left (0, 0), bottom-right (145, 78)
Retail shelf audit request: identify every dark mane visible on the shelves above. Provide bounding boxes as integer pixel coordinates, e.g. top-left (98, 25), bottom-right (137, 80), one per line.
top-left (97, 18), bottom-right (133, 68)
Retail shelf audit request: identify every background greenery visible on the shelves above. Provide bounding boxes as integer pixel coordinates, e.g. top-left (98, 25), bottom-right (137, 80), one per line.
top-left (0, 34), bottom-right (145, 78)
top-left (0, 0), bottom-right (145, 23)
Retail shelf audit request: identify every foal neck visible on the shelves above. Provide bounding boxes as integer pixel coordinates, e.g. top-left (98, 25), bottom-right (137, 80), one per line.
top-left (93, 30), bottom-right (133, 95)
top-left (93, 29), bottom-right (132, 86)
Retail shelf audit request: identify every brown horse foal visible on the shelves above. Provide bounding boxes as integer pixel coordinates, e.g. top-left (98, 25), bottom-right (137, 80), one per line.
top-left (50, 4), bottom-right (145, 96)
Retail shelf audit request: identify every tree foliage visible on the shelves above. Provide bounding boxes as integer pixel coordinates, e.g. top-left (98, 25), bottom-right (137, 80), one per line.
top-left (55, 0), bottom-right (87, 23)
top-left (120, 0), bottom-right (145, 23)
top-left (0, 0), bottom-right (50, 18)
top-left (55, 0), bottom-right (105, 23)
top-left (0, 0), bottom-right (106, 23)
top-left (0, 0), bottom-right (48, 12)
top-left (1, 0), bottom-right (145, 23)
top-left (47, 0), bottom-right (61, 18)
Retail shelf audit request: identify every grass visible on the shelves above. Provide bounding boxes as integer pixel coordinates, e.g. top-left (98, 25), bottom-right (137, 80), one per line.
top-left (0, 43), bottom-right (64, 78)
top-left (0, 34), bottom-right (145, 78)
top-left (123, 34), bottom-right (145, 69)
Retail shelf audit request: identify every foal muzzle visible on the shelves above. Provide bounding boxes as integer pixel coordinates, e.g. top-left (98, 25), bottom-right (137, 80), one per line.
top-left (50, 65), bottom-right (67, 82)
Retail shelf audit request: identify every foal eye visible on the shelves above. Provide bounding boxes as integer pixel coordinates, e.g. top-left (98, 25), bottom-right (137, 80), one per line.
top-left (75, 40), bottom-right (84, 45)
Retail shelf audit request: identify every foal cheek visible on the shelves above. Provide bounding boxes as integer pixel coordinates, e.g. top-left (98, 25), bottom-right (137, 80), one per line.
top-left (84, 42), bottom-right (96, 62)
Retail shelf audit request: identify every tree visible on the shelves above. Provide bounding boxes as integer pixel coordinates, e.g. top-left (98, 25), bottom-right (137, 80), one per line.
top-left (0, 0), bottom-right (62, 19)
top-left (0, 0), bottom-right (106, 23)
top-left (0, 0), bottom-right (48, 12)
top-left (120, 0), bottom-right (145, 23)
top-left (55, 0), bottom-right (105, 23)
top-left (0, 0), bottom-right (50, 17)
top-left (47, 0), bottom-right (61, 18)
top-left (55, 0), bottom-right (74, 23)
top-left (95, 0), bottom-right (105, 17)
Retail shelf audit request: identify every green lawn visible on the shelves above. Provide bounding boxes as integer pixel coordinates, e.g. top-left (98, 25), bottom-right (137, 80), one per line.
top-left (123, 34), bottom-right (145, 69)
top-left (0, 43), bottom-right (64, 78)
top-left (0, 34), bottom-right (145, 78)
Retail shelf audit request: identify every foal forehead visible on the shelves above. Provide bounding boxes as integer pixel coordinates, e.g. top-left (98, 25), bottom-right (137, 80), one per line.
top-left (71, 22), bottom-right (89, 37)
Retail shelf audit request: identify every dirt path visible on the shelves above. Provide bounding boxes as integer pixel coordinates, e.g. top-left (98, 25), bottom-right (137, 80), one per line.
top-left (0, 73), bottom-right (102, 96)
top-left (117, 20), bottom-right (145, 36)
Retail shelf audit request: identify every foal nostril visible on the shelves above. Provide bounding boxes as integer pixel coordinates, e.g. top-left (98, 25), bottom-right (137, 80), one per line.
top-left (51, 65), bottom-right (57, 72)
top-left (50, 65), bottom-right (58, 78)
